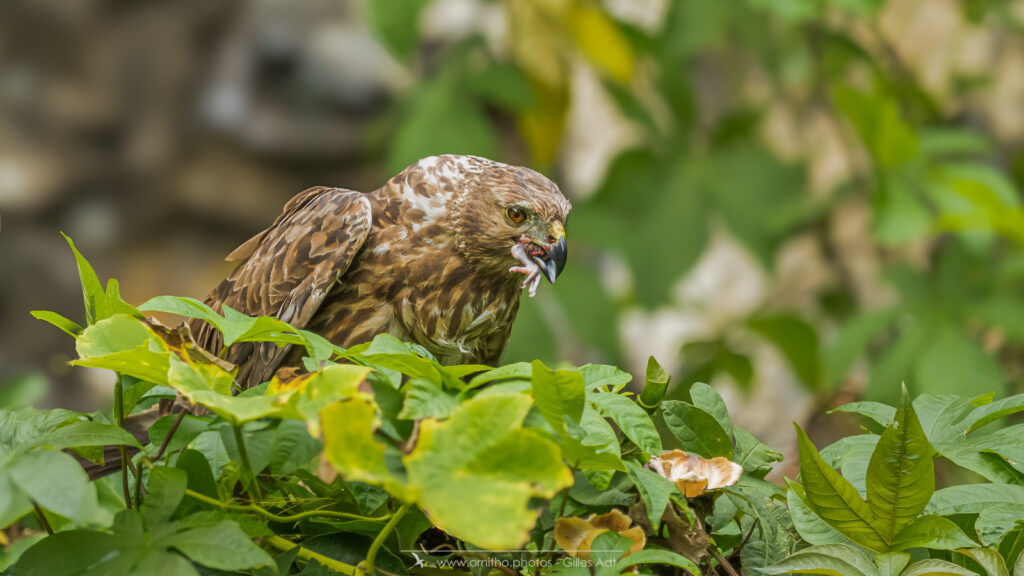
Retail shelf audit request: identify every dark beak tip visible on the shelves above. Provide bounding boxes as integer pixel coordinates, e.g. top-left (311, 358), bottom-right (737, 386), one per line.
top-left (548, 236), bottom-right (568, 284)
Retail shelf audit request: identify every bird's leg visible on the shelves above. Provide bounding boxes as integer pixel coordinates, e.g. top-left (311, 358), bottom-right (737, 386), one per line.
top-left (509, 243), bottom-right (543, 298)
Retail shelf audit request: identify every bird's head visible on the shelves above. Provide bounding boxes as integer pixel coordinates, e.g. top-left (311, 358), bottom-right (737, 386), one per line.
top-left (420, 155), bottom-right (571, 289)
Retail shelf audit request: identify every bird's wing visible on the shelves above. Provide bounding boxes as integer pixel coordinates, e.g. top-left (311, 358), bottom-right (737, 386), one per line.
top-left (192, 186), bottom-right (372, 388)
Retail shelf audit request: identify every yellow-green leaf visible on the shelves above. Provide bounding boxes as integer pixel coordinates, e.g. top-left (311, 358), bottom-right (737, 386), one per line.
top-left (404, 394), bottom-right (572, 549)
top-left (568, 5), bottom-right (634, 84)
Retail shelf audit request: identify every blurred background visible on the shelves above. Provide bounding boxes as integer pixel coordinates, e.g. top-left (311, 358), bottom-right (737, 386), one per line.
top-left (3, 0), bottom-right (1024, 470)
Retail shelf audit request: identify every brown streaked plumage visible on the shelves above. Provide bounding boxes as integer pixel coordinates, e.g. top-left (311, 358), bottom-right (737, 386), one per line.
top-left (191, 155), bottom-right (571, 390)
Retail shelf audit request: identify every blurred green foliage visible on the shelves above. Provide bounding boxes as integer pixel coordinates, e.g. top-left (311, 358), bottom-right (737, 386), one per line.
top-left (370, 0), bottom-right (1024, 403)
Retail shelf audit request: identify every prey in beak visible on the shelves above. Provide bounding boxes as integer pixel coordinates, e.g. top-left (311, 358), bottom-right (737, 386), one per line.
top-left (510, 223), bottom-right (567, 297)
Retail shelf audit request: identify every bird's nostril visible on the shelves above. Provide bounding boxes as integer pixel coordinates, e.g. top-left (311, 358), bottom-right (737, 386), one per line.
top-left (547, 236), bottom-right (556, 244)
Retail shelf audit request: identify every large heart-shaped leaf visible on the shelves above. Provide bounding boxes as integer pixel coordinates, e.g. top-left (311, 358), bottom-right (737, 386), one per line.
top-left (403, 394), bottom-right (572, 549)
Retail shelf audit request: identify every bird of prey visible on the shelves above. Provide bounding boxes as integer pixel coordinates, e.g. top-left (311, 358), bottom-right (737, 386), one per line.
top-left (190, 154), bottom-right (571, 391)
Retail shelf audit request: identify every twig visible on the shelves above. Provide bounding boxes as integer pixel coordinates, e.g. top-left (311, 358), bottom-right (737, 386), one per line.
top-left (184, 488), bottom-right (391, 523)
top-left (737, 519), bottom-right (759, 553)
top-left (362, 502), bottom-right (413, 576)
top-left (154, 408), bottom-right (190, 461)
top-left (709, 546), bottom-right (740, 576)
top-left (232, 423), bottom-right (263, 501)
top-left (129, 456), bottom-right (145, 505)
top-left (114, 376), bottom-right (132, 509)
top-left (266, 535), bottom-right (357, 575)
top-left (31, 501), bottom-right (53, 535)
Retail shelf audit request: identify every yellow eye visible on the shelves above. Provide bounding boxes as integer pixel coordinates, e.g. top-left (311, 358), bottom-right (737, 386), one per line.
top-left (506, 206), bottom-right (528, 224)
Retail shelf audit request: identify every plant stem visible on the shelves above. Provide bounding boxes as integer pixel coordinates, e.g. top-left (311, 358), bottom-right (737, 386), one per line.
top-left (113, 375), bottom-right (132, 509)
top-left (232, 422), bottom-right (262, 501)
top-left (31, 501), bottom-right (53, 535)
top-left (183, 489), bottom-right (391, 523)
top-left (710, 546), bottom-right (740, 576)
top-left (130, 456), bottom-right (145, 506)
top-left (266, 535), bottom-right (357, 575)
top-left (154, 408), bottom-right (190, 461)
top-left (363, 502), bottom-right (413, 576)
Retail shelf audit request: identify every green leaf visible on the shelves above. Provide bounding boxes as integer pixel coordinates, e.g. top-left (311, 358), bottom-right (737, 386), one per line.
top-left (833, 87), bottom-right (918, 168)
top-left (466, 362), bottom-right (532, 390)
top-left (399, 378), bottom-right (459, 420)
top-left (466, 63), bottom-right (534, 111)
top-left (764, 544), bottom-right (879, 576)
top-left (29, 311), bottom-right (82, 338)
top-left (914, 326), bottom-right (1005, 399)
top-left (624, 461), bottom-right (675, 528)
top-left (749, 315), bottom-right (822, 390)
top-left (138, 295), bottom-right (222, 328)
top-left (876, 552), bottom-right (911, 576)
top-left (9, 530), bottom-right (118, 576)
top-left (40, 421), bottom-right (143, 451)
top-left (559, 407), bottom-right (625, 472)
top-left (957, 548), bottom-right (1009, 576)
top-left (614, 549), bottom-right (702, 575)
top-left (142, 466), bottom-right (187, 524)
top-left (638, 356), bottom-right (670, 409)
top-left (578, 364), bottom-right (632, 391)
top-left (75, 314), bottom-right (154, 357)
top-left (0, 374), bottom-right (47, 410)
top-left (322, 397), bottom-right (404, 495)
top-left (831, 402), bottom-right (897, 428)
top-left (787, 479), bottom-right (851, 546)
top-left (689, 382), bottom-right (733, 438)
top-left (403, 394), bottom-right (572, 549)
top-left (140, 297), bottom-right (335, 362)
top-left (825, 309), bottom-right (898, 388)
top-left (366, 0), bottom-right (428, 60)
top-left (925, 485), bottom-right (1024, 516)
top-left (960, 394), bottom-right (1024, 433)
top-left (735, 426), bottom-right (784, 478)
top-left (62, 233), bottom-right (111, 325)
top-left (271, 364), bottom-right (372, 436)
top-left (588, 392), bottom-right (661, 455)
top-left (933, 425), bottom-right (1024, 483)
top-left (589, 532), bottom-right (634, 576)
top-left (821, 435), bottom-right (879, 497)
top-left (166, 355), bottom-right (278, 425)
top-left (73, 315), bottom-right (171, 385)
top-left (388, 73), bottom-right (497, 175)
top-left (7, 450), bottom-right (97, 524)
top-left (976, 505), bottom-right (1024, 546)
top-left (662, 401), bottom-right (733, 459)
top-left (914, 394), bottom-right (976, 444)
top-left (530, 360), bottom-right (585, 431)
top-left (271, 420), bottom-right (321, 475)
top-left (705, 145), bottom-right (806, 267)
top-left (166, 520), bottom-right (274, 571)
top-left (866, 385), bottom-right (935, 543)
top-left (891, 515), bottom-right (978, 552)
top-left (902, 559), bottom-right (981, 576)
top-left (873, 174), bottom-right (933, 245)
top-left (131, 551), bottom-right (200, 576)
top-left (794, 424), bottom-right (887, 551)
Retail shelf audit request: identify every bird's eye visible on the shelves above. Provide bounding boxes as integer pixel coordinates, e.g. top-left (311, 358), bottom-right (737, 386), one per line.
top-left (506, 206), bottom-right (528, 224)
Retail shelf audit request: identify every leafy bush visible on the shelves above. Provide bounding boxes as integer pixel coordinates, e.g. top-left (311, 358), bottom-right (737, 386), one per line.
top-left (3, 238), bottom-right (1024, 576)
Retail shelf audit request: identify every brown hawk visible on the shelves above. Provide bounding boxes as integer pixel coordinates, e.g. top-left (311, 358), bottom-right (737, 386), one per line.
top-left (191, 154), bottom-right (571, 390)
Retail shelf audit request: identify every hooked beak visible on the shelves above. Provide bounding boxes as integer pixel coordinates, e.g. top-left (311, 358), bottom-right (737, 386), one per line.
top-left (532, 229), bottom-right (567, 284)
